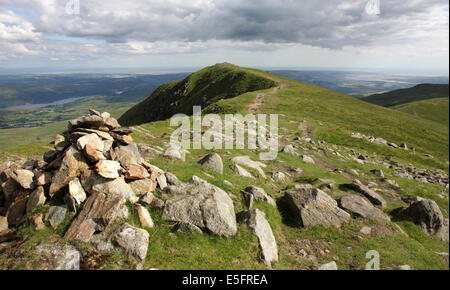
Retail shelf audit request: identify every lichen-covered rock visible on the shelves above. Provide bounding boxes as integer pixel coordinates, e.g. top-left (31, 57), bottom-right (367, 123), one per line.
top-left (35, 242), bottom-right (80, 270)
top-left (162, 176), bottom-right (237, 236)
top-left (91, 222), bottom-right (149, 261)
top-left (284, 188), bottom-right (350, 228)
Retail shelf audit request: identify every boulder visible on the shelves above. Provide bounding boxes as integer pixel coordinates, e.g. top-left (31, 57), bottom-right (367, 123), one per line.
top-left (237, 209), bottom-right (278, 267)
top-left (338, 195), bottom-right (390, 222)
top-left (64, 192), bottom-right (128, 241)
top-left (49, 146), bottom-right (89, 196)
top-left (272, 172), bottom-right (287, 181)
top-left (231, 156), bottom-right (266, 178)
top-left (302, 155), bottom-right (315, 164)
top-left (96, 160), bottom-right (121, 179)
top-left (403, 198), bottom-right (444, 236)
top-left (284, 188), bottom-right (350, 228)
top-left (92, 222), bottom-right (149, 261)
top-left (230, 164), bottom-right (254, 179)
top-left (162, 177), bottom-right (237, 236)
top-left (243, 186), bottom-right (276, 207)
top-left (370, 169), bottom-right (385, 178)
top-left (35, 242), bottom-right (80, 270)
top-left (165, 172), bottom-right (183, 186)
top-left (282, 144), bottom-right (297, 155)
top-left (45, 205), bottom-right (67, 229)
top-left (26, 186), bottom-right (46, 214)
top-left (340, 183), bottom-right (387, 209)
top-left (163, 147), bottom-right (186, 161)
top-left (198, 153), bottom-right (223, 174)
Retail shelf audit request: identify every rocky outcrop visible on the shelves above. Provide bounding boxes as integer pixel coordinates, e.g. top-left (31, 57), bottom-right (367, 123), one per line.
top-left (162, 176), bottom-right (237, 236)
top-left (284, 188), bottom-right (350, 228)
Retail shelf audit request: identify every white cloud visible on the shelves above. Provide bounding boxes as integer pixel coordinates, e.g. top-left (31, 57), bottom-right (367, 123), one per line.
top-left (0, 0), bottom-right (447, 71)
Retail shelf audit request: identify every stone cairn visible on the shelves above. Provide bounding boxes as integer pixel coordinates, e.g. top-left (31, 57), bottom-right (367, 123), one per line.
top-left (0, 110), bottom-right (167, 260)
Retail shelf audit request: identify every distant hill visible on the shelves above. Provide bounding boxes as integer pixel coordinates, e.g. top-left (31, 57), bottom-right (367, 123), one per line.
top-left (361, 84), bottom-right (449, 107)
top-left (118, 63), bottom-right (277, 126)
top-left (393, 98), bottom-right (449, 126)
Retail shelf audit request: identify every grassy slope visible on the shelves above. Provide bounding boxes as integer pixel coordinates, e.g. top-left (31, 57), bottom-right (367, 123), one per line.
top-left (118, 63), bottom-right (277, 126)
top-left (362, 83), bottom-right (449, 107)
top-left (1, 66), bottom-right (448, 270)
top-left (393, 98), bottom-right (449, 126)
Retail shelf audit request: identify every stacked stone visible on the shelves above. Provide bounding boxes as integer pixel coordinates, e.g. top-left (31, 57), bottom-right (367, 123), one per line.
top-left (0, 110), bottom-right (168, 259)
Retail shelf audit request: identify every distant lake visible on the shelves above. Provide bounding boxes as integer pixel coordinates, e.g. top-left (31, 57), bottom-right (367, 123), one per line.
top-left (0, 96), bottom-right (92, 111)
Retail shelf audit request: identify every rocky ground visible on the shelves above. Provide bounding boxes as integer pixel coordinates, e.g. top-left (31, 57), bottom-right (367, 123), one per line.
top-left (0, 110), bottom-right (448, 270)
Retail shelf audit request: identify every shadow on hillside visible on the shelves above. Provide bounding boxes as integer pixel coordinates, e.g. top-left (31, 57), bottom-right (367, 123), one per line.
top-left (276, 197), bottom-right (302, 228)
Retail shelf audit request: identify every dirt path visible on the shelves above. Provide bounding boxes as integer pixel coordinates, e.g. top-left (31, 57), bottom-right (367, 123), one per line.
top-left (246, 72), bottom-right (290, 113)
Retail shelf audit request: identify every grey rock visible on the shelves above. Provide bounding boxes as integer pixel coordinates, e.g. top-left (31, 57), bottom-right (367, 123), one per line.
top-left (284, 188), bottom-right (350, 228)
top-left (165, 172), bottom-right (183, 186)
top-left (92, 222), bottom-right (149, 261)
top-left (370, 169), bottom-right (385, 178)
top-left (318, 261), bottom-right (338, 270)
top-left (340, 183), bottom-right (387, 209)
top-left (177, 222), bottom-right (203, 234)
top-left (230, 164), bottom-right (254, 179)
top-left (162, 176), bottom-right (237, 236)
top-left (243, 186), bottom-right (276, 207)
top-left (237, 209), bottom-right (278, 267)
top-left (198, 153), bottom-right (223, 174)
top-left (302, 155), bottom-right (315, 164)
top-left (45, 205), bottom-right (67, 229)
top-left (35, 242), bottom-right (80, 270)
top-left (403, 198), bottom-right (443, 236)
top-left (113, 143), bottom-right (142, 169)
top-left (338, 195), bottom-right (390, 222)
top-left (64, 192), bottom-right (127, 241)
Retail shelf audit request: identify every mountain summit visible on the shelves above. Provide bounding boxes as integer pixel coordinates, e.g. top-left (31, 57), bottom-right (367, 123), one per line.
top-left (118, 63), bottom-right (277, 126)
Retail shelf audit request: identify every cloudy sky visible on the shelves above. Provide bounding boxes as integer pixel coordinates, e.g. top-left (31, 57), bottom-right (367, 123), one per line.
top-left (0, 0), bottom-right (448, 74)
